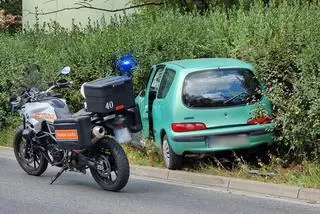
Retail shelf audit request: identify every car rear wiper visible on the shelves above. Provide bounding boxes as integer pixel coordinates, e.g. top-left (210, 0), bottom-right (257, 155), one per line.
top-left (223, 89), bottom-right (252, 105)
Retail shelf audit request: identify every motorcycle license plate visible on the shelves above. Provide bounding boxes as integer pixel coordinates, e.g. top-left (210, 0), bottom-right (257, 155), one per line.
top-left (114, 128), bottom-right (132, 144)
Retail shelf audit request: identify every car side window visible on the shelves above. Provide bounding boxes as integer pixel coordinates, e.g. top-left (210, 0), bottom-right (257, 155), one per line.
top-left (157, 68), bottom-right (176, 99)
top-left (150, 67), bottom-right (165, 92)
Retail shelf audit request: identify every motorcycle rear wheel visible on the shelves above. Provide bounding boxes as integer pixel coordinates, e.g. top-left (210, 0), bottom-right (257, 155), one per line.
top-left (89, 137), bottom-right (130, 192)
top-left (13, 126), bottom-right (48, 176)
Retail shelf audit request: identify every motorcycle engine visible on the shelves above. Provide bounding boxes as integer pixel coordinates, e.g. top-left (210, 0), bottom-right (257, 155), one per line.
top-left (48, 144), bottom-right (64, 165)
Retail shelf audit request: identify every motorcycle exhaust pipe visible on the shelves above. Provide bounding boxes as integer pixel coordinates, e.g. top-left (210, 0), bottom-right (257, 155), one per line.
top-left (92, 126), bottom-right (105, 143)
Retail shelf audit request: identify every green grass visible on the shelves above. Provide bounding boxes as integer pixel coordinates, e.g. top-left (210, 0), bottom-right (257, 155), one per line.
top-left (0, 127), bottom-right (15, 147)
top-left (124, 142), bottom-right (320, 189)
top-left (187, 159), bottom-right (320, 189)
top-left (123, 139), bottom-right (165, 168)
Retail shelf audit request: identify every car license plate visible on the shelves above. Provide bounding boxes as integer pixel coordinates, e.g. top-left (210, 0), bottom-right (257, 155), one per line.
top-left (114, 128), bottom-right (132, 144)
top-left (208, 134), bottom-right (247, 148)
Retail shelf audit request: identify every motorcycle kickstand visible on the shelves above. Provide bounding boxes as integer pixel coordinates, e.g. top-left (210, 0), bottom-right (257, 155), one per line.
top-left (50, 166), bottom-right (68, 185)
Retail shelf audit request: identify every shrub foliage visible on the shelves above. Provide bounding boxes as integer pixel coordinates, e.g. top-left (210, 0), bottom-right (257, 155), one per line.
top-left (0, 1), bottom-right (319, 161)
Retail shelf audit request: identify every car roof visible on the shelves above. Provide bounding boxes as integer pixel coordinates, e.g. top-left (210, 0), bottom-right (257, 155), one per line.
top-left (161, 58), bottom-right (254, 71)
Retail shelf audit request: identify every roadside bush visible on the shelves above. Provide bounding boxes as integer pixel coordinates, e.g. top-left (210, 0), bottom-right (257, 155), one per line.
top-left (0, 8), bottom-right (21, 32)
top-left (0, 0), bottom-right (22, 15)
top-left (0, 1), bottom-right (319, 161)
top-left (131, 0), bottom-right (315, 12)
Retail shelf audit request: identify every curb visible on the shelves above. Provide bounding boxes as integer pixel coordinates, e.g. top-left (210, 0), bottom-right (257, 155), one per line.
top-left (228, 177), bottom-right (299, 199)
top-left (1, 146), bottom-right (319, 203)
top-left (130, 165), bottom-right (320, 203)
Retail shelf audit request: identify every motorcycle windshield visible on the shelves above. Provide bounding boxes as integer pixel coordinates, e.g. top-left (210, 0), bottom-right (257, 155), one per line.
top-left (23, 64), bottom-right (47, 90)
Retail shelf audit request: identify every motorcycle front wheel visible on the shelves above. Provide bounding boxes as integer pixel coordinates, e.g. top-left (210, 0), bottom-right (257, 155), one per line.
top-left (89, 137), bottom-right (130, 192)
top-left (13, 126), bottom-right (48, 176)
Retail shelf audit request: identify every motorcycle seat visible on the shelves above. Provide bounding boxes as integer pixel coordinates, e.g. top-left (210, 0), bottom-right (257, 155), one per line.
top-left (72, 109), bottom-right (91, 118)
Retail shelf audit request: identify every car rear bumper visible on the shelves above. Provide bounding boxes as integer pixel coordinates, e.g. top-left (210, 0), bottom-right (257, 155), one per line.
top-left (168, 124), bottom-right (275, 155)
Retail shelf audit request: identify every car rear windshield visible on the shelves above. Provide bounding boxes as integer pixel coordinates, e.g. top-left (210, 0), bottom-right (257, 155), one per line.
top-left (182, 69), bottom-right (263, 108)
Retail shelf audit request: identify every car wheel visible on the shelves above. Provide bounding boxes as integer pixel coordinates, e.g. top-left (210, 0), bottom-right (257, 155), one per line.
top-left (162, 135), bottom-right (183, 170)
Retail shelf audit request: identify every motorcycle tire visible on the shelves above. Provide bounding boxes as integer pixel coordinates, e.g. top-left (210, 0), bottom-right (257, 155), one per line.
top-left (89, 137), bottom-right (130, 192)
top-left (13, 126), bottom-right (48, 176)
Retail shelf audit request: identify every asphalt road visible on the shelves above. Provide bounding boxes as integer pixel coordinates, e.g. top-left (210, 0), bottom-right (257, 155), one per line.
top-left (0, 154), bottom-right (319, 214)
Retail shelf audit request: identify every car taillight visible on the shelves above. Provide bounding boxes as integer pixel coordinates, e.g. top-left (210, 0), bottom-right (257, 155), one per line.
top-left (171, 123), bottom-right (207, 132)
top-left (247, 116), bottom-right (273, 125)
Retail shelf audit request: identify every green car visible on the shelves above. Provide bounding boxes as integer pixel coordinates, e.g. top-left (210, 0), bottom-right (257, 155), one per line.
top-left (135, 58), bottom-right (274, 169)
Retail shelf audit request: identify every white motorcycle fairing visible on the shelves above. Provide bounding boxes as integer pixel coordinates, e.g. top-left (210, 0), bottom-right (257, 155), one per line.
top-left (21, 98), bottom-right (71, 133)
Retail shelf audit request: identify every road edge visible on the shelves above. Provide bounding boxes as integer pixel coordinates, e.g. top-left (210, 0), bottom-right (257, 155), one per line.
top-left (1, 146), bottom-right (319, 203)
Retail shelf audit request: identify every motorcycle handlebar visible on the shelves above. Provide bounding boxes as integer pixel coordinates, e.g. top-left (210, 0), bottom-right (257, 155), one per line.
top-left (45, 80), bottom-right (71, 93)
top-left (10, 79), bottom-right (72, 110)
top-left (56, 81), bottom-right (69, 88)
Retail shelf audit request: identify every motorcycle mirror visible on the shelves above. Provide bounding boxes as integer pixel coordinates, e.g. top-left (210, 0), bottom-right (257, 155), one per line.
top-left (59, 66), bottom-right (71, 75)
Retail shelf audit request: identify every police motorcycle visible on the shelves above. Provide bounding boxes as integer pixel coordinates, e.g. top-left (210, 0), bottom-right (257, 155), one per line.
top-left (8, 57), bottom-right (142, 192)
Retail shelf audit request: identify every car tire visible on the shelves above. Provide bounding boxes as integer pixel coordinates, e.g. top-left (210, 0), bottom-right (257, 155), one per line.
top-left (162, 135), bottom-right (183, 170)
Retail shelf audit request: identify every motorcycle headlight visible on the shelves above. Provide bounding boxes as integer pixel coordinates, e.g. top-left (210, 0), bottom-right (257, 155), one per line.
top-left (80, 83), bottom-right (86, 98)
